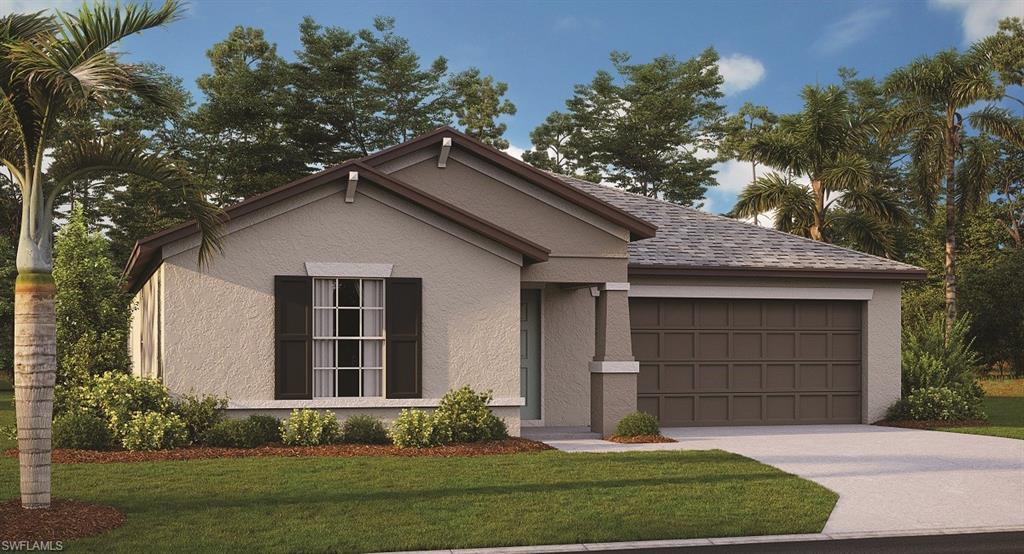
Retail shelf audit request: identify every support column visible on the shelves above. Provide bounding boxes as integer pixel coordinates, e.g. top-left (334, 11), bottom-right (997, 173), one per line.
top-left (590, 283), bottom-right (638, 436)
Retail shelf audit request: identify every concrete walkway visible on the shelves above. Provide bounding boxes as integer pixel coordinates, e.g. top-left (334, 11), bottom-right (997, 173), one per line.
top-left (542, 425), bottom-right (1024, 534)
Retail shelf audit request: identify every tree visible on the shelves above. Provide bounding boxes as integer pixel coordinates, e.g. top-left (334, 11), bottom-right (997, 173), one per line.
top-left (524, 49), bottom-right (727, 205)
top-left (885, 49), bottom-right (1015, 332)
top-left (719, 102), bottom-right (778, 184)
top-left (449, 68), bottom-right (517, 149)
top-left (0, 2), bottom-right (221, 508)
top-left (731, 85), bottom-right (908, 255)
top-left (53, 206), bottom-right (131, 384)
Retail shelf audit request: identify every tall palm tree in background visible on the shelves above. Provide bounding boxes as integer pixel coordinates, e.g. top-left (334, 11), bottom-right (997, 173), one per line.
top-left (731, 85), bottom-right (907, 256)
top-left (1, 2), bottom-right (221, 508)
top-left (885, 50), bottom-right (1017, 334)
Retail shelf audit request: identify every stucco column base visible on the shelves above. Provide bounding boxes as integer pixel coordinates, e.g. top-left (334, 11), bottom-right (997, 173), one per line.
top-left (590, 372), bottom-right (637, 437)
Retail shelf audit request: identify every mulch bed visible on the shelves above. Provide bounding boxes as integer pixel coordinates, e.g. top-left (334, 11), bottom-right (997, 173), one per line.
top-left (2, 438), bottom-right (552, 464)
top-left (606, 434), bottom-right (677, 444)
top-left (876, 419), bottom-right (988, 430)
top-left (0, 499), bottom-right (125, 541)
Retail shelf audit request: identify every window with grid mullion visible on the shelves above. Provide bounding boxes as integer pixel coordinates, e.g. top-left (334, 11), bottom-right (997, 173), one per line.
top-left (312, 278), bottom-right (385, 398)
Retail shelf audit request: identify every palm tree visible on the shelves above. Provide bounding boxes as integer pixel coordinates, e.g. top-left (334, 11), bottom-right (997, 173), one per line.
top-left (731, 85), bottom-right (907, 256)
top-left (884, 50), bottom-right (1016, 333)
top-left (1, 2), bottom-right (221, 509)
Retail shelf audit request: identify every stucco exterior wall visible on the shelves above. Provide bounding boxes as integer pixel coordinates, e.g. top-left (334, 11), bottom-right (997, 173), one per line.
top-left (539, 286), bottom-right (594, 426)
top-left (156, 183), bottom-right (522, 410)
top-left (628, 275), bottom-right (904, 423)
top-left (129, 265), bottom-right (162, 379)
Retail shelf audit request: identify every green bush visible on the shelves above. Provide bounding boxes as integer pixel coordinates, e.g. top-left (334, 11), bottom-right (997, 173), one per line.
top-left (120, 412), bottom-right (189, 451)
top-left (389, 408), bottom-right (438, 448)
top-left (52, 412), bottom-right (114, 450)
top-left (887, 386), bottom-right (986, 422)
top-left (55, 371), bottom-right (172, 434)
top-left (615, 411), bottom-right (660, 437)
top-left (902, 311), bottom-right (982, 394)
top-left (340, 415), bottom-right (390, 445)
top-left (203, 415), bottom-right (281, 448)
top-left (280, 409), bottom-right (340, 446)
top-left (172, 393), bottom-right (228, 443)
top-left (431, 386), bottom-right (508, 444)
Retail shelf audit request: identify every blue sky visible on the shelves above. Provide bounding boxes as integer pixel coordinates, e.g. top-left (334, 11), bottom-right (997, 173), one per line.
top-left (10, 0), bottom-right (1024, 213)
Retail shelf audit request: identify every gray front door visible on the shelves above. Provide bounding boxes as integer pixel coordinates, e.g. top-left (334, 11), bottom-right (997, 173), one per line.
top-left (520, 289), bottom-right (541, 420)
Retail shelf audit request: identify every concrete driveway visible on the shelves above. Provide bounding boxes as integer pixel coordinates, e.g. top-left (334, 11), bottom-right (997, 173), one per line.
top-left (542, 425), bottom-right (1024, 533)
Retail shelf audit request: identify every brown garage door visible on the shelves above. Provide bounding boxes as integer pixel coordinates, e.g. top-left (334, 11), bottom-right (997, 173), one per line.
top-left (631, 298), bottom-right (862, 426)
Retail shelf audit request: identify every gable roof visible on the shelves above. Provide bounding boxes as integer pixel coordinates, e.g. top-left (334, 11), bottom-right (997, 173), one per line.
top-left (550, 173), bottom-right (927, 280)
top-left (123, 161), bottom-right (550, 292)
top-left (360, 126), bottom-right (658, 240)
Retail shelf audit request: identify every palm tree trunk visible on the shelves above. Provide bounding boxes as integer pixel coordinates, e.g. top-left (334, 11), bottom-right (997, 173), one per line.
top-left (942, 125), bottom-right (958, 337)
top-left (809, 179), bottom-right (825, 241)
top-left (14, 271), bottom-right (56, 509)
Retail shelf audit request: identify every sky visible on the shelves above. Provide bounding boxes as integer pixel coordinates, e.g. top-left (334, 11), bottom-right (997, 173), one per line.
top-left (7, 0), bottom-right (1024, 214)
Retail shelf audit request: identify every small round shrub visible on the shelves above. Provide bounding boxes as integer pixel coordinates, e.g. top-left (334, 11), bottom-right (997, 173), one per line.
top-left (341, 415), bottom-right (390, 445)
top-left (389, 408), bottom-right (438, 448)
top-left (53, 412), bottom-right (113, 450)
top-left (887, 386), bottom-right (986, 422)
top-left (615, 411), bottom-right (660, 437)
top-left (246, 415), bottom-right (283, 445)
top-left (172, 393), bottom-right (228, 444)
top-left (203, 415), bottom-right (282, 448)
top-left (280, 409), bottom-right (340, 446)
top-left (120, 412), bottom-right (189, 451)
top-left (431, 386), bottom-right (508, 444)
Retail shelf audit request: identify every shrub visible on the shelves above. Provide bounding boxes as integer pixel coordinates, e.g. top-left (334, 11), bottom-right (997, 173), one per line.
top-left (52, 412), bottom-right (114, 450)
top-left (120, 412), bottom-right (189, 451)
top-left (887, 386), bottom-right (986, 422)
top-left (54, 371), bottom-right (172, 437)
top-left (615, 411), bottom-right (660, 437)
top-left (280, 409), bottom-right (340, 446)
top-left (340, 415), bottom-right (390, 445)
top-left (431, 386), bottom-right (508, 444)
top-left (389, 408), bottom-right (438, 448)
top-left (902, 312), bottom-right (982, 395)
top-left (172, 393), bottom-right (228, 443)
top-left (203, 415), bottom-right (281, 448)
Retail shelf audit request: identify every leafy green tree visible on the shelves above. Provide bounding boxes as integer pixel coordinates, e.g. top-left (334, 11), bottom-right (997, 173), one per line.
top-left (973, 17), bottom-right (1024, 91)
top-left (450, 68), bottom-right (517, 149)
top-left (731, 85), bottom-right (908, 255)
top-left (0, 236), bottom-right (15, 381)
top-left (526, 49), bottom-right (727, 205)
top-left (53, 207), bottom-right (131, 384)
top-left (885, 49), bottom-right (1016, 331)
top-left (0, 1), bottom-right (221, 508)
top-left (719, 102), bottom-right (778, 184)
top-left (192, 25), bottom-right (311, 203)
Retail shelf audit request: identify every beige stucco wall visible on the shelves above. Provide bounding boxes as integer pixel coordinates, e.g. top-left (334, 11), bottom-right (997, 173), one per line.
top-left (538, 285), bottom-right (594, 426)
top-left (628, 275), bottom-right (904, 423)
top-left (129, 265), bottom-right (162, 379)
top-left (153, 182), bottom-right (522, 411)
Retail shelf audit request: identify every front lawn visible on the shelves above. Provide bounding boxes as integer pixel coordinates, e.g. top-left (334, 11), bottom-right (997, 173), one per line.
top-left (938, 396), bottom-right (1024, 440)
top-left (0, 390), bottom-right (12, 451)
top-left (0, 449), bottom-right (837, 552)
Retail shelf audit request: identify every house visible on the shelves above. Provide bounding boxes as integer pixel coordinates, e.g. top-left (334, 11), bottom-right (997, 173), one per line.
top-left (125, 127), bottom-right (926, 436)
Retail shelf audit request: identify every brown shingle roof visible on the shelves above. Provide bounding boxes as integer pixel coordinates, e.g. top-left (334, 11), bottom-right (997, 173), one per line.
top-left (550, 173), bottom-right (926, 280)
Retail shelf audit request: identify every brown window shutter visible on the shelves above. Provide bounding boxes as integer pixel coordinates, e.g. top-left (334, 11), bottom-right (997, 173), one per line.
top-left (275, 275), bottom-right (312, 399)
top-left (386, 278), bottom-right (422, 398)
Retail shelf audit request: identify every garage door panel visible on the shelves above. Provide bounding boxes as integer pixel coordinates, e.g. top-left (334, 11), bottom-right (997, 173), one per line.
top-left (633, 299), bottom-right (862, 426)
top-left (629, 298), bottom-right (660, 327)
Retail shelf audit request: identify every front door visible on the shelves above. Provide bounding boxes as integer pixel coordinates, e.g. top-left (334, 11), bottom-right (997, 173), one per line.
top-left (520, 289), bottom-right (542, 420)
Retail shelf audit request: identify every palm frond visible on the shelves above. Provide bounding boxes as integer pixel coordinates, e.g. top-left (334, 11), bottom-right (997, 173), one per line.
top-left (47, 136), bottom-right (224, 266)
top-left (822, 153), bottom-right (872, 193)
top-left (836, 185), bottom-right (910, 228)
top-left (955, 137), bottom-right (998, 214)
top-left (732, 172), bottom-right (815, 234)
top-left (969, 106), bottom-right (1024, 147)
top-left (827, 209), bottom-right (895, 256)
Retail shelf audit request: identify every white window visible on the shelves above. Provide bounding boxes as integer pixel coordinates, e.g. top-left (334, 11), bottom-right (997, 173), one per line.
top-left (312, 278), bottom-right (384, 397)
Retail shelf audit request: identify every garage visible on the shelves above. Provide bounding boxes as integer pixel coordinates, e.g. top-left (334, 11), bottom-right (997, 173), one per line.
top-left (630, 298), bottom-right (863, 426)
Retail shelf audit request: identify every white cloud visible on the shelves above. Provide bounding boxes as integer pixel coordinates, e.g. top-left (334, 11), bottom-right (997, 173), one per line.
top-left (814, 6), bottom-right (891, 55)
top-left (713, 158), bottom-right (757, 194)
top-left (504, 143), bottom-right (527, 161)
top-left (4, 0), bottom-right (78, 14)
top-left (930, 0), bottom-right (1023, 43)
top-left (717, 54), bottom-right (766, 94)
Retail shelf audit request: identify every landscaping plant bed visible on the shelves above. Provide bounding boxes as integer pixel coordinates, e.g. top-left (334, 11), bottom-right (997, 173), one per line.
top-left (0, 499), bottom-right (125, 541)
top-left (3, 438), bottom-right (552, 464)
top-left (606, 434), bottom-right (677, 444)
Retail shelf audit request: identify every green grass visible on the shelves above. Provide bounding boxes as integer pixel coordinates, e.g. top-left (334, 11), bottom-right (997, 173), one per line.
top-left (938, 396), bottom-right (1024, 440)
top-left (0, 390), bottom-right (12, 451)
top-left (0, 449), bottom-right (838, 553)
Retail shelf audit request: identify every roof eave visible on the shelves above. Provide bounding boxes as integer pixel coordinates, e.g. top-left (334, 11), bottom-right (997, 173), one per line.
top-left (627, 264), bottom-right (929, 281)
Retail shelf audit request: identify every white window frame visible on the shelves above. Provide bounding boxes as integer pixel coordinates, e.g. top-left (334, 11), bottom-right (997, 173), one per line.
top-left (311, 278), bottom-right (386, 398)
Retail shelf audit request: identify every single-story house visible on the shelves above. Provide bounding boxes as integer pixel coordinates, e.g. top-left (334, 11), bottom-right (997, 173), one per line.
top-left (125, 127), bottom-right (926, 436)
